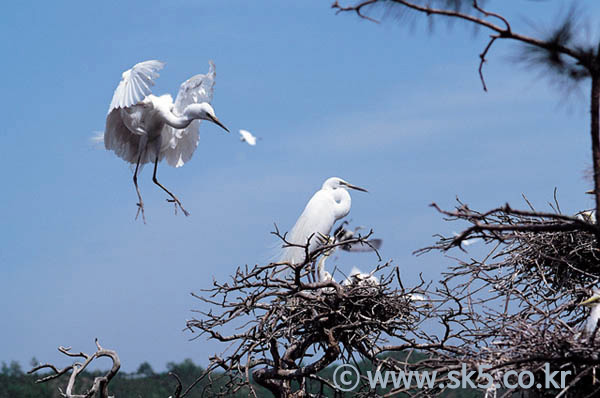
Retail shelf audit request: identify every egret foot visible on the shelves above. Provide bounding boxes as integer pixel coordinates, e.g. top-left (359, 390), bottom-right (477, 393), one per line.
top-left (166, 198), bottom-right (190, 217)
top-left (135, 201), bottom-right (146, 224)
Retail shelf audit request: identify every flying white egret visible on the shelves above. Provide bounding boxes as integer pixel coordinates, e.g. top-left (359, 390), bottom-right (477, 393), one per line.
top-left (103, 60), bottom-right (229, 221)
top-left (580, 291), bottom-right (600, 336)
top-left (279, 177), bottom-right (367, 270)
top-left (239, 129), bottom-right (257, 146)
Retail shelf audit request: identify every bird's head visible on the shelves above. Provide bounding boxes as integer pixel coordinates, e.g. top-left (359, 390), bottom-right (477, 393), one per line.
top-left (322, 177), bottom-right (367, 192)
top-left (580, 292), bottom-right (600, 308)
top-left (185, 103), bottom-right (229, 133)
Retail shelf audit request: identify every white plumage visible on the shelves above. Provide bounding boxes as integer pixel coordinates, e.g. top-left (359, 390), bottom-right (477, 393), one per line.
top-left (576, 210), bottom-right (596, 224)
top-left (316, 252), bottom-right (336, 293)
top-left (581, 291), bottom-right (600, 336)
top-left (280, 177), bottom-right (367, 267)
top-left (102, 60), bottom-right (229, 220)
top-left (342, 266), bottom-right (379, 286)
top-left (239, 129), bottom-right (257, 146)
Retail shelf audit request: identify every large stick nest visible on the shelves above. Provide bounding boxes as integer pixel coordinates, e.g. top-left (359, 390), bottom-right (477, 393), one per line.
top-left (508, 224), bottom-right (600, 292)
top-left (278, 271), bottom-right (420, 353)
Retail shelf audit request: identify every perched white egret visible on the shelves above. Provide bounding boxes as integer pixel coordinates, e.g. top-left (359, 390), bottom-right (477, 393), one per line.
top-left (103, 60), bottom-right (229, 221)
top-left (279, 177), bottom-right (367, 268)
top-left (239, 129), bottom-right (257, 146)
top-left (342, 266), bottom-right (379, 286)
top-left (580, 292), bottom-right (600, 336)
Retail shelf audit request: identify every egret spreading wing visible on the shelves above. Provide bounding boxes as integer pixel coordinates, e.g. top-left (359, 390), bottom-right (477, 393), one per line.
top-left (108, 60), bottom-right (165, 114)
top-left (173, 60), bottom-right (216, 113)
top-left (102, 59), bottom-right (228, 220)
top-left (163, 61), bottom-right (217, 168)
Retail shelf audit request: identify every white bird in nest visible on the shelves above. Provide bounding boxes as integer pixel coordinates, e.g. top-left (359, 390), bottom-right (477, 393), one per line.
top-left (315, 228), bottom-right (382, 286)
top-left (239, 129), bottom-right (258, 146)
top-left (580, 291), bottom-right (600, 336)
top-left (279, 177), bottom-right (367, 271)
top-left (314, 223), bottom-right (382, 284)
top-left (102, 60), bottom-right (229, 222)
top-left (580, 291), bottom-right (600, 384)
top-left (576, 210), bottom-right (596, 224)
top-left (342, 266), bottom-right (379, 287)
top-left (315, 235), bottom-right (336, 283)
top-left (315, 248), bottom-right (337, 293)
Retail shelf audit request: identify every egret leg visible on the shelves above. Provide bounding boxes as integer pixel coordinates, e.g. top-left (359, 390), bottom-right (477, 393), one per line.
top-left (306, 262), bottom-right (315, 283)
top-left (152, 156), bottom-right (190, 216)
top-left (133, 154), bottom-right (146, 223)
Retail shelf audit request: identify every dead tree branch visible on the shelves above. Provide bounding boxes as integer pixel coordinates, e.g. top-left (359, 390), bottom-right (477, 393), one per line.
top-left (187, 229), bottom-right (433, 397)
top-left (28, 339), bottom-right (120, 398)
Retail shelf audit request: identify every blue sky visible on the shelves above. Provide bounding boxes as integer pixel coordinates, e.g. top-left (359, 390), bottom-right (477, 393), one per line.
top-left (1, 1), bottom-right (598, 371)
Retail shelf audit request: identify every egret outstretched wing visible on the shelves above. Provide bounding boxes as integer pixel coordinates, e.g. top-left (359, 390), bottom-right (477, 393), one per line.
top-left (163, 61), bottom-right (216, 168)
top-left (108, 60), bottom-right (165, 114)
top-left (173, 61), bottom-right (216, 113)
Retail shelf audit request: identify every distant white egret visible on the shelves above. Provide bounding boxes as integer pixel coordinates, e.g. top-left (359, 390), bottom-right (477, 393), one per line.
top-left (406, 293), bottom-right (427, 302)
top-left (103, 60), bottom-right (229, 221)
top-left (576, 210), bottom-right (596, 224)
top-left (279, 177), bottom-right (367, 269)
top-left (580, 291), bottom-right (600, 336)
top-left (452, 232), bottom-right (480, 246)
top-left (406, 293), bottom-right (433, 308)
top-left (239, 129), bottom-right (257, 146)
top-left (342, 266), bottom-right (379, 286)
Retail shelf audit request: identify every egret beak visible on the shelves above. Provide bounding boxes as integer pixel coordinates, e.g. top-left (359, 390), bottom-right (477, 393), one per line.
top-left (340, 181), bottom-right (368, 192)
top-left (207, 114), bottom-right (229, 133)
top-left (580, 296), bottom-right (600, 306)
top-left (586, 189), bottom-right (595, 195)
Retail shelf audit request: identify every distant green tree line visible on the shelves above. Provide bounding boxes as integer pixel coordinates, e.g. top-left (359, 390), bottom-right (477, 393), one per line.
top-left (1, 356), bottom-right (483, 398)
